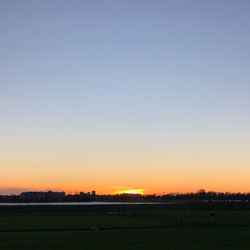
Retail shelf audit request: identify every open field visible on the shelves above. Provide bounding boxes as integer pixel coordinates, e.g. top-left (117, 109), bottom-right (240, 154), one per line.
top-left (0, 204), bottom-right (250, 249)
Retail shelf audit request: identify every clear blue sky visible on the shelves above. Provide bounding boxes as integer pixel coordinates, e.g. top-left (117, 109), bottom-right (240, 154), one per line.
top-left (0, 0), bottom-right (250, 194)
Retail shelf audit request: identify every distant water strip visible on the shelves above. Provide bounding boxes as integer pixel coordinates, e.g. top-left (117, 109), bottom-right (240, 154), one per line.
top-left (0, 202), bottom-right (174, 206)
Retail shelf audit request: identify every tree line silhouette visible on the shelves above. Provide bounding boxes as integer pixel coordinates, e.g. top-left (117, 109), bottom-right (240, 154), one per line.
top-left (0, 189), bottom-right (249, 203)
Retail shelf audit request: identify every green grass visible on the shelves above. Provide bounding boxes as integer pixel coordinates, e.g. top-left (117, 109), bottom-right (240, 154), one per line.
top-left (1, 210), bottom-right (250, 230)
top-left (0, 206), bottom-right (250, 249)
top-left (1, 227), bottom-right (250, 250)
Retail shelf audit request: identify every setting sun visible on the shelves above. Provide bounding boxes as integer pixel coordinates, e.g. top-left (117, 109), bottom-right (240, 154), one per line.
top-left (113, 188), bottom-right (145, 195)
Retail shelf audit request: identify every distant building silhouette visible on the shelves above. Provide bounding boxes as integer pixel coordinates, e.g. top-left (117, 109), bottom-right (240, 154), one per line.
top-left (20, 191), bottom-right (65, 202)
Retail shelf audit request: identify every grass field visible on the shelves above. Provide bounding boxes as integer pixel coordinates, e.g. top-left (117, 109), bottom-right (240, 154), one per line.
top-left (0, 204), bottom-right (250, 249)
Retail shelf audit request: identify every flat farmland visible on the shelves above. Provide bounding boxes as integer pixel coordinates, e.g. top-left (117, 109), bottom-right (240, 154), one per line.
top-left (0, 204), bottom-right (250, 249)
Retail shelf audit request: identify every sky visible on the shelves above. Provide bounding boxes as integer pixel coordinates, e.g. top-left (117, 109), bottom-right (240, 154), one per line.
top-left (0, 0), bottom-right (250, 195)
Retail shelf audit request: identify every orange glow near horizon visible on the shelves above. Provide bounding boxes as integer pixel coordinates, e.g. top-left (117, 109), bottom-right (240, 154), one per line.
top-left (1, 182), bottom-right (250, 195)
top-left (1, 132), bottom-right (250, 196)
top-left (1, 151), bottom-right (250, 195)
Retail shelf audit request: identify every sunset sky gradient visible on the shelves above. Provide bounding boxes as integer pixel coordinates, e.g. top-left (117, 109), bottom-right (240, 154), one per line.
top-left (0, 0), bottom-right (250, 195)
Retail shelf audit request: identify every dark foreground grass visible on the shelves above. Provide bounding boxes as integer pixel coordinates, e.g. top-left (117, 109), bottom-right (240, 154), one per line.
top-left (1, 227), bottom-right (250, 250)
top-left (0, 205), bottom-right (250, 249)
